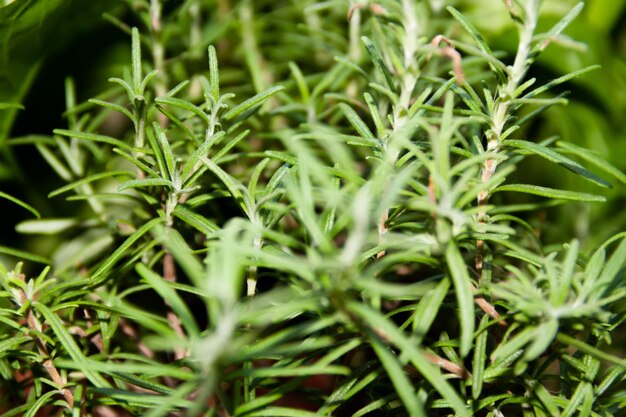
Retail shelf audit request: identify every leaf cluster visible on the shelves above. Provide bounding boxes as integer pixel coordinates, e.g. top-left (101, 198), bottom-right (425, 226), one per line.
top-left (1, 1), bottom-right (625, 416)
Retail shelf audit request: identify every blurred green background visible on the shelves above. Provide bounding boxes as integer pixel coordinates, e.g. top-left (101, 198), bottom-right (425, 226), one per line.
top-left (0, 0), bottom-right (625, 259)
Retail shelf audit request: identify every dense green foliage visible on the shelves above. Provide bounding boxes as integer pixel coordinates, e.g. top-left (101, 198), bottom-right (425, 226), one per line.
top-left (1, 0), bottom-right (626, 416)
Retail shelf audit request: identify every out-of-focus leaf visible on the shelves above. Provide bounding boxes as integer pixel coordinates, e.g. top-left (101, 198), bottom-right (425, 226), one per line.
top-left (0, 0), bottom-right (112, 141)
top-left (0, 245), bottom-right (49, 264)
top-left (16, 218), bottom-right (94, 234)
top-left (53, 129), bottom-right (138, 153)
top-left (0, 103), bottom-right (23, 110)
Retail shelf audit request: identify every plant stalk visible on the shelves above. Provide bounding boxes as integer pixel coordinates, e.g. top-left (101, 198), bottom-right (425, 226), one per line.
top-left (476, 1), bottom-right (539, 279)
top-left (377, 0), bottom-right (420, 259)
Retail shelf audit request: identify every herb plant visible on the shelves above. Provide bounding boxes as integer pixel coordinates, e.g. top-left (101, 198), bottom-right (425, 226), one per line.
top-left (1, 1), bottom-right (626, 416)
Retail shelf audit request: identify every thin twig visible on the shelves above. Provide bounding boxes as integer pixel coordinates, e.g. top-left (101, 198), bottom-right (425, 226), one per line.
top-left (474, 2), bottom-right (539, 323)
top-left (18, 274), bottom-right (74, 408)
top-left (119, 318), bottom-right (155, 359)
top-left (423, 352), bottom-right (471, 379)
top-left (429, 35), bottom-right (465, 85)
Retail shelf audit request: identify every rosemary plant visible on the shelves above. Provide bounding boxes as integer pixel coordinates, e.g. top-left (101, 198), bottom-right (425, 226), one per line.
top-left (1, 1), bottom-right (626, 416)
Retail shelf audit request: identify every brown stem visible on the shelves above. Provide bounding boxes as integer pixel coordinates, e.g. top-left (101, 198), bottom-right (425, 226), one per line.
top-left (372, 319), bottom-right (470, 379)
top-left (430, 162), bottom-right (502, 324)
top-left (83, 309), bottom-right (105, 352)
top-left (474, 150), bottom-right (508, 325)
top-left (423, 352), bottom-right (471, 379)
top-left (429, 35), bottom-right (465, 85)
top-left (19, 278), bottom-right (75, 408)
top-left (471, 282), bottom-right (506, 325)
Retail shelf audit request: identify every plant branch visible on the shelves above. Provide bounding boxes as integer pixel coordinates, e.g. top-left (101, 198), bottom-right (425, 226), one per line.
top-left (475, 1), bottom-right (539, 278)
top-left (18, 275), bottom-right (75, 408)
top-left (376, 0), bottom-right (420, 260)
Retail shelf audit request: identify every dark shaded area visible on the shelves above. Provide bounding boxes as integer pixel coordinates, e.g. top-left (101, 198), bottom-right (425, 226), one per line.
top-left (1, 7), bottom-right (127, 256)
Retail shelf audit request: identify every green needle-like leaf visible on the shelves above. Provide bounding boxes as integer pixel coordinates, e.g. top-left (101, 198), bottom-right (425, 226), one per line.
top-left (48, 171), bottom-right (134, 198)
top-left (472, 316), bottom-right (489, 399)
top-left (90, 218), bottom-right (163, 284)
top-left (152, 122), bottom-right (176, 181)
top-left (53, 129), bottom-right (138, 152)
top-left (136, 263), bottom-right (200, 338)
top-left (118, 178), bottom-right (174, 191)
top-left (222, 85), bottom-right (285, 121)
top-left (505, 139), bottom-right (610, 188)
top-left (340, 103), bottom-right (375, 139)
top-left (557, 141), bottom-right (626, 185)
top-left (34, 303), bottom-right (110, 388)
top-left (1, 1), bottom-right (622, 415)
top-left (361, 36), bottom-right (396, 93)
top-left (0, 245), bottom-right (49, 264)
top-left (131, 27), bottom-right (142, 94)
top-left (172, 205), bottom-right (219, 235)
top-left (89, 98), bottom-right (135, 122)
top-left (524, 65), bottom-right (600, 99)
top-left (181, 131), bottom-right (225, 183)
top-left (0, 191), bottom-right (40, 218)
top-left (369, 334), bottom-right (425, 417)
top-left (22, 391), bottom-right (58, 417)
top-left (494, 184), bottom-right (606, 202)
top-left (155, 96), bottom-right (210, 126)
top-left (348, 302), bottom-right (471, 417)
top-left (208, 45), bottom-right (220, 102)
top-left (444, 241), bottom-right (475, 358)
top-left (446, 7), bottom-right (492, 56)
